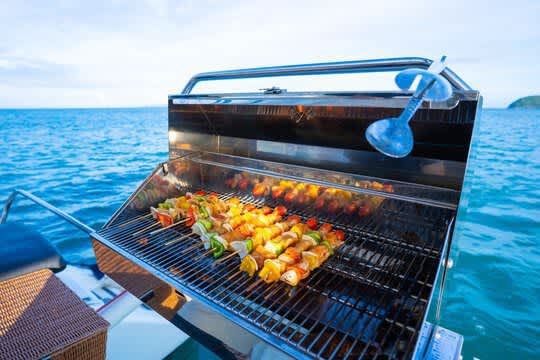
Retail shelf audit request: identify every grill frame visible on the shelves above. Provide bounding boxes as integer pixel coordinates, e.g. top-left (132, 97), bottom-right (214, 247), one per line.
top-left (93, 57), bottom-right (481, 359)
top-left (93, 187), bottom-right (454, 359)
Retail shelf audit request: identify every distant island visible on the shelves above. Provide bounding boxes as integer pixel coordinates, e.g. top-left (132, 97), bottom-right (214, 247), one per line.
top-left (508, 95), bottom-right (540, 109)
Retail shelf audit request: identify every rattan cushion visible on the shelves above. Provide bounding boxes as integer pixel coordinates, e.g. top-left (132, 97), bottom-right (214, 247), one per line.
top-left (0, 269), bottom-right (109, 360)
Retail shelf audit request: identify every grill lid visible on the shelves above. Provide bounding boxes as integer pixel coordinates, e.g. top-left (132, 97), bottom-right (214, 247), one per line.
top-left (168, 57), bottom-right (482, 192)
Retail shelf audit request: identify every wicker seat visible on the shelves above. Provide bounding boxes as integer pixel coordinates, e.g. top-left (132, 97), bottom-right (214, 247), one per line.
top-left (0, 267), bottom-right (109, 359)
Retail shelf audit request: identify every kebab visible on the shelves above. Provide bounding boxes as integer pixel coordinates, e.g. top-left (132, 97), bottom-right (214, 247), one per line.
top-left (224, 213), bottom-right (302, 262)
top-left (139, 191), bottom-right (239, 237)
top-left (175, 204), bottom-right (287, 256)
top-left (239, 217), bottom-right (319, 276)
top-left (259, 224), bottom-right (345, 286)
top-left (166, 202), bottom-right (266, 247)
top-left (280, 226), bottom-right (344, 286)
top-left (204, 206), bottom-right (287, 258)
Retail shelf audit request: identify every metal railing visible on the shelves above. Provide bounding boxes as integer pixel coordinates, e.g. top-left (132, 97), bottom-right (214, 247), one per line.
top-left (1, 189), bottom-right (94, 234)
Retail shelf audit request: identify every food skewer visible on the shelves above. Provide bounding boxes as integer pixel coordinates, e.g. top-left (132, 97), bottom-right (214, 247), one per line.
top-left (239, 222), bottom-right (344, 286)
top-left (139, 191), bottom-right (239, 239)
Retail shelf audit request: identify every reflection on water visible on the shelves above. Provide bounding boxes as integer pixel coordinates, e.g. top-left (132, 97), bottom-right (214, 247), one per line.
top-left (0, 108), bottom-right (538, 359)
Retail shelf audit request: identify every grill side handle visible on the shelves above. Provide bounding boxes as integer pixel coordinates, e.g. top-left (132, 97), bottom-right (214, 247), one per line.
top-left (181, 57), bottom-right (471, 94)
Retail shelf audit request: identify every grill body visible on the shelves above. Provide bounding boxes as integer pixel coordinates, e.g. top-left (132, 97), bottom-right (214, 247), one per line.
top-left (91, 58), bottom-right (481, 359)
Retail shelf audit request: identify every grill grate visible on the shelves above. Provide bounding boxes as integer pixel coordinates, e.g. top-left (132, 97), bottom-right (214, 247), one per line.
top-left (95, 189), bottom-right (453, 359)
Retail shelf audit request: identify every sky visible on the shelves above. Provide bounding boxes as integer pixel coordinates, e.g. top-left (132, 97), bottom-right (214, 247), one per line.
top-left (0, 0), bottom-right (538, 108)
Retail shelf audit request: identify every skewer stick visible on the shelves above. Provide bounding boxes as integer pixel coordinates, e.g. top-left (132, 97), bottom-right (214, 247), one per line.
top-left (149, 218), bottom-right (188, 236)
top-left (119, 213), bottom-right (152, 227)
top-left (132, 222), bottom-right (160, 236)
top-left (245, 278), bottom-right (263, 293)
top-left (213, 250), bottom-right (240, 266)
top-left (165, 232), bottom-right (195, 246)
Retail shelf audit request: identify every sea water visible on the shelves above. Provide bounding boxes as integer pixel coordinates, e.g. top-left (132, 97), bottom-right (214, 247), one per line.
top-left (0, 108), bottom-right (538, 359)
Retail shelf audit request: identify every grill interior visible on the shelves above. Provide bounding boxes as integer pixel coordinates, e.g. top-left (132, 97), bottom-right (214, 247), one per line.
top-left (97, 170), bottom-right (453, 359)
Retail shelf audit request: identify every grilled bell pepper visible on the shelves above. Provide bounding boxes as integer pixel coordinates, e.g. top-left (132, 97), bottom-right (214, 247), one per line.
top-left (194, 195), bottom-right (206, 202)
top-left (259, 259), bottom-right (286, 284)
top-left (210, 237), bottom-right (225, 258)
top-left (240, 254), bottom-right (259, 276)
top-left (156, 211), bottom-right (173, 226)
top-left (158, 202), bottom-right (172, 210)
top-left (186, 207), bottom-right (196, 227)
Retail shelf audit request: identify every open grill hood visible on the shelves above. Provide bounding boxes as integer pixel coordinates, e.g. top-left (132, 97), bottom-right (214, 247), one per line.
top-left (91, 57), bottom-right (481, 359)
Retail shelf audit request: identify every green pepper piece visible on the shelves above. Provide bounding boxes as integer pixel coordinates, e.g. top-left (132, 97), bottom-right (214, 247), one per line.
top-left (158, 202), bottom-right (167, 209)
top-left (321, 240), bottom-right (334, 255)
top-left (245, 238), bottom-right (253, 253)
top-left (306, 231), bottom-right (322, 244)
top-left (210, 236), bottom-right (225, 258)
top-left (199, 218), bottom-right (213, 231)
top-left (199, 205), bottom-right (209, 218)
top-left (194, 195), bottom-right (206, 202)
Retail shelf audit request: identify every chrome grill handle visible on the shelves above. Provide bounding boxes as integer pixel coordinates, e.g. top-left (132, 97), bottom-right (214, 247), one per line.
top-left (181, 57), bottom-right (471, 94)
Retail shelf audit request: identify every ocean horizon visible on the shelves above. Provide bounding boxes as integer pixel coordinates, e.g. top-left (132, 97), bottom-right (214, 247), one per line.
top-left (1, 107), bottom-right (538, 359)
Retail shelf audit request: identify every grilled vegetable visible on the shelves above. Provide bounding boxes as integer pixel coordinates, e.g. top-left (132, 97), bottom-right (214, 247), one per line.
top-left (252, 183), bottom-right (268, 197)
top-left (344, 202), bottom-right (359, 215)
top-left (326, 199), bottom-right (341, 214)
top-left (357, 203), bottom-right (371, 217)
top-left (230, 238), bottom-right (253, 258)
top-left (319, 223), bottom-right (333, 234)
top-left (238, 178), bottom-right (250, 190)
top-left (303, 231), bottom-right (322, 245)
top-left (275, 205), bottom-right (287, 216)
top-left (156, 211), bottom-right (173, 226)
top-left (259, 259), bottom-right (286, 284)
top-left (335, 230), bottom-right (345, 242)
top-left (314, 197), bottom-right (325, 210)
top-left (306, 217), bottom-right (318, 230)
top-left (263, 240), bottom-right (284, 257)
top-left (240, 254), bottom-right (259, 276)
top-left (210, 237), bottom-right (225, 258)
top-left (271, 186), bottom-right (284, 199)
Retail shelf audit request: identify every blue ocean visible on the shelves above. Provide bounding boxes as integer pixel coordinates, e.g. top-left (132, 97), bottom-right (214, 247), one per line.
top-left (0, 108), bottom-right (538, 359)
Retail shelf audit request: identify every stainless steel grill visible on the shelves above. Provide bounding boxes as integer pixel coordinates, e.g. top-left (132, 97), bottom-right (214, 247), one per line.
top-left (91, 57), bottom-right (481, 359)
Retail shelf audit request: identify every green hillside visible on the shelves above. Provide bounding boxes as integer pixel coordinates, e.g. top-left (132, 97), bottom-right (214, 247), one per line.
top-left (508, 95), bottom-right (540, 109)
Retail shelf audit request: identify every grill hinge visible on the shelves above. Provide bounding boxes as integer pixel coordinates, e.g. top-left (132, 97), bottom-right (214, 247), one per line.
top-left (260, 86), bottom-right (286, 94)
